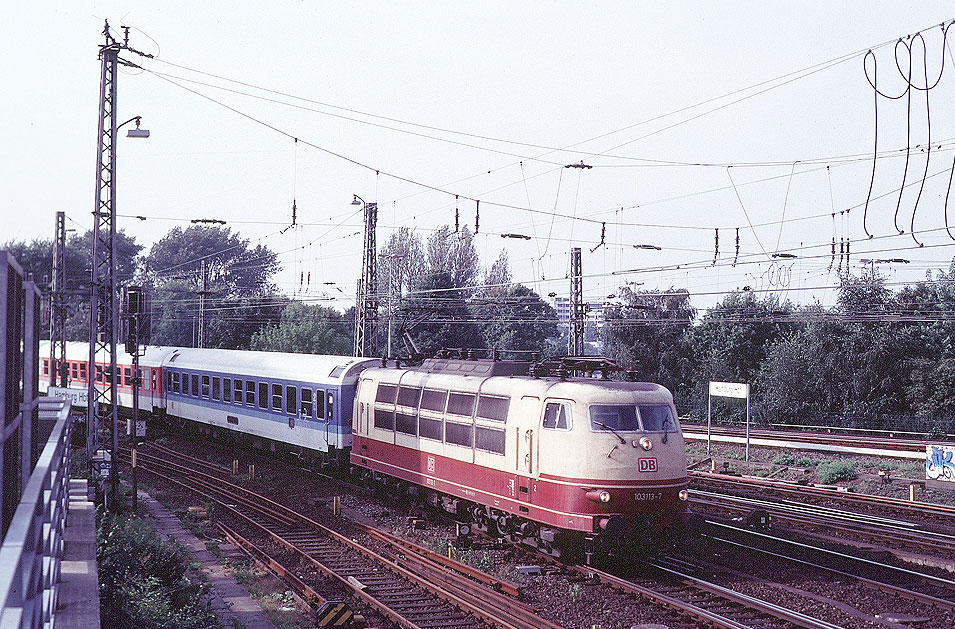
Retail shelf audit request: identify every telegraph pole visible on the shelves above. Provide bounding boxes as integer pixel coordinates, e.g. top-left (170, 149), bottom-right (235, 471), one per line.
top-left (569, 247), bottom-right (584, 356)
top-left (50, 211), bottom-right (67, 387)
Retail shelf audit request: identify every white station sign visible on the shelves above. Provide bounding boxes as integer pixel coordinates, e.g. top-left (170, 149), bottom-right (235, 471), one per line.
top-left (47, 387), bottom-right (89, 408)
top-left (708, 381), bottom-right (750, 399)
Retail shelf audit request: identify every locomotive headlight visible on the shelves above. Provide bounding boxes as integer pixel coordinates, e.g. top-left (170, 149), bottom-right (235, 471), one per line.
top-left (678, 489), bottom-right (689, 501)
top-left (585, 489), bottom-right (612, 503)
top-left (637, 437), bottom-right (653, 451)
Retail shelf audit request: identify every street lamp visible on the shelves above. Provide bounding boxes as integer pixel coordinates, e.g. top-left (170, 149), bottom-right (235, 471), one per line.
top-left (124, 116), bottom-right (150, 138)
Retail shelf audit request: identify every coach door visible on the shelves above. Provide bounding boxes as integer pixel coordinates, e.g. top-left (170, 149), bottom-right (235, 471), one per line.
top-left (516, 396), bottom-right (540, 503)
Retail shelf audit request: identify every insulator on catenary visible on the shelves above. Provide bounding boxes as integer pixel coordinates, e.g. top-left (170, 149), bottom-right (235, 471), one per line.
top-left (455, 194), bottom-right (459, 233)
top-left (713, 228), bottom-right (719, 266)
top-left (475, 199), bottom-right (480, 234)
top-left (732, 228), bottom-right (739, 267)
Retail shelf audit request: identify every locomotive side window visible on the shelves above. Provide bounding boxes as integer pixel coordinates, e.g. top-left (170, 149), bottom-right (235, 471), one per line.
top-left (396, 412), bottom-right (416, 435)
top-left (258, 382), bottom-right (268, 409)
top-left (397, 386), bottom-right (422, 408)
top-left (272, 384), bottom-right (282, 411)
top-left (286, 386), bottom-right (297, 415)
top-left (375, 383), bottom-right (398, 404)
top-left (476, 395), bottom-right (509, 422)
top-left (300, 388), bottom-right (313, 418)
top-left (637, 405), bottom-right (675, 431)
top-left (475, 427), bottom-right (505, 454)
top-left (316, 390), bottom-right (326, 419)
top-left (420, 389), bottom-right (448, 412)
top-left (419, 416), bottom-right (442, 441)
top-left (445, 422), bottom-right (473, 447)
top-left (191, 375), bottom-right (199, 397)
top-left (202, 375), bottom-right (211, 398)
top-left (542, 402), bottom-right (572, 430)
top-left (589, 405), bottom-right (639, 432)
top-left (212, 377), bottom-right (221, 400)
top-left (374, 408), bottom-right (395, 430)
top-left (447, 392), bottom-right (475, 417)
top-left (172, 372), bottom-right (181, 393)
top-left (223, 378), bottom-right (231, 402)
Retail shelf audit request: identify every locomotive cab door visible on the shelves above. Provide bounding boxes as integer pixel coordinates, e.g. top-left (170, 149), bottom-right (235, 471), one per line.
top-left (516, 396), bottom-right (540, 503)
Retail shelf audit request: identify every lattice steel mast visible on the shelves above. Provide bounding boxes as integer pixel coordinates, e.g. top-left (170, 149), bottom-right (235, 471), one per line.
top-left (354, 197), bottom-right (378, 357)
top-left (569, 247), bottom-right (584, 356)
top-left (50, 211), bottom-right (67, 387)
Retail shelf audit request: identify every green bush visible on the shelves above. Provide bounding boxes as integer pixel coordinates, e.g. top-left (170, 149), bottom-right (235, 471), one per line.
top-left (795, 457), bottom-right (815, 467)
top-left (817, 461), bottom-right (857, 484)
top-left (97, 510), bottom-right (220, 628)
top-left (772, 454), bottom-right (796, 466)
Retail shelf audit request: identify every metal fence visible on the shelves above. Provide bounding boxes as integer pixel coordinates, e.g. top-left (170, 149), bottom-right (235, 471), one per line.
top-left (0, 408), bottom-right (73, 628)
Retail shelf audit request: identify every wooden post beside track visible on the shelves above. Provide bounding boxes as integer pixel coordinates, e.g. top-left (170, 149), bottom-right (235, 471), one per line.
top-left (233, 459), bottom-right (239, 475)
top-left (909, 483), bottom-right (916, 501)
top-left (332, 495), bottom-right (341, 516)
top-left (249, 464), bottom-right (255, 483)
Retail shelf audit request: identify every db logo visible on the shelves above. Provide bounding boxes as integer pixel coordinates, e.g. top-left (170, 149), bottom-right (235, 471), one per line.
top-left (638, 458), bottom-right (658, 473)
top-left (427, 456), bottom-right (435, 473)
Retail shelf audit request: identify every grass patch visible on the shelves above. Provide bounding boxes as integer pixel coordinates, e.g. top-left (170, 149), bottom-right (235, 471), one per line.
top-left (817, 460), bottom-right (857, 484)
top-left (97, 509), bottom-right (220, 628)
top-left (772, 453), bottom-right (796, 466)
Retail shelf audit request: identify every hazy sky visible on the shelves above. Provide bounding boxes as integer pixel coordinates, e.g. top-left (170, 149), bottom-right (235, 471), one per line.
top-left (3, 2), bottom-right (955, 314)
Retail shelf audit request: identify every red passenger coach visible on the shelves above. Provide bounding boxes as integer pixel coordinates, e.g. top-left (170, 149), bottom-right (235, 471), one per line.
top-left (351, 357), bottom-right (689, 557)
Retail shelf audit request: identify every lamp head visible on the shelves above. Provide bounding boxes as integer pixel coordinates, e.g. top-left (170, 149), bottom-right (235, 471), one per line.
top-left (127, 117), bottom-right (150, 138)
top-left (351, 194), bottom-right (362, 206)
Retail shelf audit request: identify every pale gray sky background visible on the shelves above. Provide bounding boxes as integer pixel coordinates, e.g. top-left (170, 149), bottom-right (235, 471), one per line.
top-left (3, 2), bottom-right (955, 314)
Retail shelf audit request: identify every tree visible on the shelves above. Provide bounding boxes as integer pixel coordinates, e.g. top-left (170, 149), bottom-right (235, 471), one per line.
top-left (475, 283), bottom-right (557, 356)
top-left (402, 270), bottom-right (484, 356)
top-left (146, 226), bottom-right (281, 348)
top-left (426, 226), bottom-right (479, 291)
top-left (249, 302), bottom-right (352, 355)
top-left (602, 287), bottom-right (696, 399)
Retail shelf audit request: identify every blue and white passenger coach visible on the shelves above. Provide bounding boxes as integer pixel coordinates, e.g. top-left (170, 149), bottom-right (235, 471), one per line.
top-left (159, 348), bottom-right (379, 458)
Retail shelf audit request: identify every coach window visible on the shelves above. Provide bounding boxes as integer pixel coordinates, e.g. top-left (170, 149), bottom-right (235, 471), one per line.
top-left (182, 373), bottom-right (190, 395)
top-left (173, 372), bottom-right (181, 394)
top-left (258, 382), bottom-right (268, 409)
top-left (223, 378), bottom-right (231, 402)
top-left (286, 386), bottom-right (297, 416)
top-left (447, 392), bottom-right (475, 417)
top-left (542, 402), bottom-right (572, 430)
top-left (272, 384), bottom-right (282, 411)
top-left (315, 390), bottom-right (326, 419)
top-left (232, 379), bottom-right (241, 404)
top-left (246, 380), bottom-right (255, 406)
top-left (300, 388), bottom-right (313, 418)
top-left (201, 375), bottom-right (210, 398)
top-left (477, 395), bottom-right (509, 422)
top-left (191, 375), bottom-right (199, 397)
top-left (212, 377), bottom-right (221, 400)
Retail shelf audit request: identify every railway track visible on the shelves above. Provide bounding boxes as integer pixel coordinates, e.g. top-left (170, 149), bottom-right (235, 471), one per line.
top-left (702, 519), bottom-right (955, 612)
top-left (124, 443), bottom-right (557, 629)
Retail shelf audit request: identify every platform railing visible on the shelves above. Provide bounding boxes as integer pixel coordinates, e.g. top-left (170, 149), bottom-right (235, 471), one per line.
top-left (0, 411), bottom-right (74, 628)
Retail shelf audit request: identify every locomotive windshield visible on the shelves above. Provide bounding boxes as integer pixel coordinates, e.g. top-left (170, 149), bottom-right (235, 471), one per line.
top-left (589, 404), bottom-right (675, 432)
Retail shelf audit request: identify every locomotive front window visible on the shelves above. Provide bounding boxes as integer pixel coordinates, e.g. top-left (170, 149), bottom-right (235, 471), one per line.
top-left (638, 405), bottom-right (674, 431)
top-left (589, 405), bottom-right (639, 432)
top-left (543, 403), bottom-right (571, 430)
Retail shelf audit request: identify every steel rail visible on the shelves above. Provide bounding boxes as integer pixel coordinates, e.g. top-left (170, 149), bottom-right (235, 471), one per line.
top-left (705, 521), bottom-right (955, 611)
top-left (127, 447), bottom-right (549, 629)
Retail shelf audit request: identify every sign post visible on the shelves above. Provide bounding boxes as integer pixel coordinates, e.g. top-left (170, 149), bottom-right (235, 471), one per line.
top-left (707, 381), bottom-right (752, 460)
